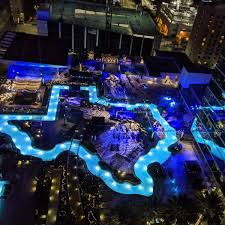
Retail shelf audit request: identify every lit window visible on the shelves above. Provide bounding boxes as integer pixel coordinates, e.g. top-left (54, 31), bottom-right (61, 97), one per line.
top-left (212, 30), bottom-right (215, 33)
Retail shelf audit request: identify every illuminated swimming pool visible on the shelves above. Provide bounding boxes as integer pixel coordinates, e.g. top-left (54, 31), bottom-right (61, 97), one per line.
top-left (191, 117), bottom-right (225, 161)
top-left (0, 85), bottom-right (177, 196)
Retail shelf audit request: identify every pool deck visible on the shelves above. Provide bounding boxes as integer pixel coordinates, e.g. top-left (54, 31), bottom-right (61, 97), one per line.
top-left (1, 84), bottom-right (224, 196)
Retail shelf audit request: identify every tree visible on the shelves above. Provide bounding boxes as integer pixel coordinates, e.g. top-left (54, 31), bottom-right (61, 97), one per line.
top-left (149, 207), bottom-right (173, 225)
top-left (195, 189), bottom-right (225, 225)
top-left (164, 194), bottom-right (200, 225)
top-left (148, 196), bottom-right (178, 225)
top-left (108, 215), bottom-right (121, 225)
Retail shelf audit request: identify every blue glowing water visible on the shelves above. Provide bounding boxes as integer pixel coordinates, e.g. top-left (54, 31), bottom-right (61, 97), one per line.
top-left (0, 85), bottom-right (177, 196)
top-left (191, 117), bottom-right (225, 161)
top-left (191, 103), bottom-right (225, 162)
top-left (7, 61), bottom-right (67, 80)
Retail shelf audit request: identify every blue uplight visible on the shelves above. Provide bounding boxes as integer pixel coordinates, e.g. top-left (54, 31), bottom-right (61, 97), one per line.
top-left (164, 97), bottom-right (172, 101)
top-left (7, 61), bottom-right (67, 81)
top-left (190, 105), bottom-right (199, 111)
top-left (170, 101), bottom-right (176, 107)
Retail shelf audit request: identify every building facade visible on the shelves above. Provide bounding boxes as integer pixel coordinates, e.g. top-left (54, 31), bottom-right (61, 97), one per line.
top-left (156, 0), bottom-right (197, 39)
top-left (190, 47), bottom-right (225, 189)
top-left (186, 1), bottom-right (225, 68)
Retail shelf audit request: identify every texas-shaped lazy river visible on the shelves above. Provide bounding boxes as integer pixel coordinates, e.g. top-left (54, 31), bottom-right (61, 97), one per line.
top-left (0, 85), bottom-right (185, 196)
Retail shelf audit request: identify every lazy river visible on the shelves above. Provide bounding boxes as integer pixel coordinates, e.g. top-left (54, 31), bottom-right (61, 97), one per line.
top-left (0, 85), bottom-right (178, 197)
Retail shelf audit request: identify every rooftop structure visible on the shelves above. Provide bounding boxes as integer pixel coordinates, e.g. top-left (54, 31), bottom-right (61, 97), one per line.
top-left (48, 2), bottom-right (157, 37)
top-left (37, 1), bottom-right (161, 56)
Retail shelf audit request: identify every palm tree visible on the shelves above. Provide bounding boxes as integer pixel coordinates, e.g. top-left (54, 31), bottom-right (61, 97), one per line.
top-left (108, 215), bottom-right (121, 225)
top-left (195, 189), bottom-right (225, 225)
top-left (149, 207), bottom-right (172, 225)
top-left (164, 194), bottom-right (200, 225)
top-left (147, 196), bottom-right (169, 225)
